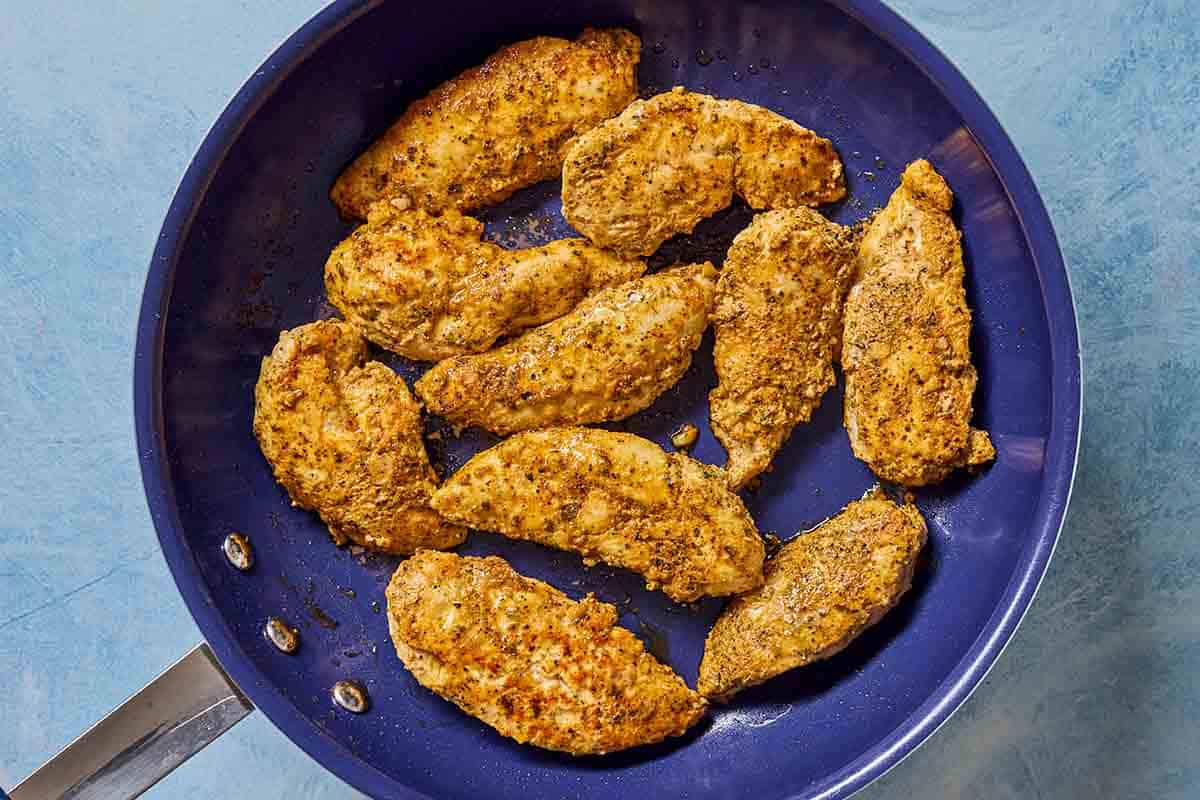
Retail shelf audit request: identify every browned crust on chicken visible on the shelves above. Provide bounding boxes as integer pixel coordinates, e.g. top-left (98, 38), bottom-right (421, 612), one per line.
top-left (331, 28), bottom-right (640, 219)
top-left (710, 208), bottom-right (857, 489)
top-left (842, 160), bottom-right (995, 486)
top-left (697, 488), bottom-right (927, 700)
top-left (562, 87), bottom-right (846, 256)
top-left (325, 203), bottom-right (645, 361)
top-left (252, 320), bottom-right (464, 553)
top-left (414, 263), bottom-right (717, 435)
top-left (386, 550), bottom-right (706, 754)
top-left (431, 427), bottom-right (765, 602)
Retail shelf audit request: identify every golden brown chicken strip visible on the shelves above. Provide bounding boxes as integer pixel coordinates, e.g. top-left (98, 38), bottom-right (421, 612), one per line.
top-left (697, 488), bottom-right (926, 701)
top-left (331, 28), bottom-right (640, 220)
top-left (325, 203), bottom-right (645, 361)
top-left (562, 87), bottom-right (846, 256)
top-left (843, 160), bottom-right (995, 486)
top-left (414, 262), bottom-right (717, 435)
top-left (252, 320), bottom-right (464, 554)
top-left (432, 427), bottom-right (765, 602)
top-left (386, 550), bottom-right (706, 754)
top-left (710, 208), bottom-right (857, 489)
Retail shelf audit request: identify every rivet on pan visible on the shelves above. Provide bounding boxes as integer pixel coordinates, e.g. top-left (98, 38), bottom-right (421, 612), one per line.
top-left (332, 680), bottom-right (370, 714)
top-left (222, 532), bottom-right (254, 571)
top-left (264, 617), bottom-right (299, 654)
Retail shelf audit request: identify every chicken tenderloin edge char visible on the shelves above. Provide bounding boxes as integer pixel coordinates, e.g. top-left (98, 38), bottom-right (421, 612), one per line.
top-left (415, 262), bottom-right (718, 435)
top-left (562, 87), bottom-right (846, 256)
top-left (698, 488), bottom-right (927, 701)
top-left (710, 207), bottom-right (857, 489)
top-left (842, 159), bottom-right (995, 486)
top-left (386, 550), bottom-right (706, 755)
top-left (432, 427), bottom-right (767, 603)
top-left (326, 203), bottom-right (646, 361)
top-left (252, 320), bottom-right (465, 554)
top-left (332, 28), bottom-right (641, 219)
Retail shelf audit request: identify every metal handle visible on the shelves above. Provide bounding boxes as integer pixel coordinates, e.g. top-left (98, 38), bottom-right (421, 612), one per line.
top-left (7, 644), bottom-right (254, 800)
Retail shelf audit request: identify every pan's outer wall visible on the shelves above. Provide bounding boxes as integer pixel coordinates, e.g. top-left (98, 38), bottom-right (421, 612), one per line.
top-left (135, 2), bottom-right (1080, 799)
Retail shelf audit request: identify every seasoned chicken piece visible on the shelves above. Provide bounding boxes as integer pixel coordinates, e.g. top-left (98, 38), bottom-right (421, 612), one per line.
top-left (325, 203), bottom-right (645, 361)
top-left (331, 28), bottom-right (640, 220)
top-left (252, 320), bottom-right (464, 554)
top-left (386, 550), bottom-right (706, 754)
top-left (562, 87), bottom-right (846, 256)
top-left (414, 263), bottom-right (717, 435)
top-left (710, 208), bottom-right (856, 489)
top-left (432, 427), bottom-right (765, 602)
top-left (697, 488), bottom-right (926, 700)
top-left (843, 160), bottom-right (995, 486)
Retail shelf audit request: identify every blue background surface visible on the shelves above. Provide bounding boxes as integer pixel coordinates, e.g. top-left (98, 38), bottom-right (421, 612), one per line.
top-left (0, 1), bottom-right (1195, 798)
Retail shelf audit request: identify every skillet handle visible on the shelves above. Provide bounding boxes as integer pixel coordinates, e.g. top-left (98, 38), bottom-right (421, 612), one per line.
top-left (6, 643), bottom-right (253, 800)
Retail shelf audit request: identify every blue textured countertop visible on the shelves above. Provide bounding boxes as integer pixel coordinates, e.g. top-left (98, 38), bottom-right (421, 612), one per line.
top-left (1, 2), bottom-right (1196, 797)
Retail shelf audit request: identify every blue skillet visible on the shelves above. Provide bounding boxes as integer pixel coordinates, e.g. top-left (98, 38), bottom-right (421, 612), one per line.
top-left (121, 1), bottom-right (1078, 798)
